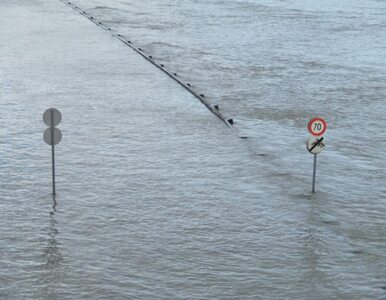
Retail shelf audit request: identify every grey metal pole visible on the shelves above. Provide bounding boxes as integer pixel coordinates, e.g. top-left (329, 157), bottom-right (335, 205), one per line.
top-left (312, 154), bottom-right (317, 193)
top-left (50, 110), bottom-right (56, 195)
top-left (51, 136), bottom-right (56, 195)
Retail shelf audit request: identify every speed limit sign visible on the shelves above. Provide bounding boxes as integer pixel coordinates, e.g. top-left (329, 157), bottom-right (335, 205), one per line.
top-left (307, 117), bottom-right (327, 136)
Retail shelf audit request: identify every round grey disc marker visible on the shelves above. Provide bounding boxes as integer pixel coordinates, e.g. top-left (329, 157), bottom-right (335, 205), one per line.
top-left (44, 127), bottom-right (62, 145)
top-left (43, 108), bottom-right (62, 127)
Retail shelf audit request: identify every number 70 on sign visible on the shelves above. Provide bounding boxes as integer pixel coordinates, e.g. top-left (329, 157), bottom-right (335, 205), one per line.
top-left (307, 117), bottom-right (327, 136)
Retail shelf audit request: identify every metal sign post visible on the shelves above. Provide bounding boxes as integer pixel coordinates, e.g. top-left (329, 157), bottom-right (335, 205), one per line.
top-left (43, 108), bottom-right (62, 195)
top-left (307, 117), bottom-right (327, 193)
top-left (306, 136), bottom-right (326, 193)
top-left (51, 124), bottom-right (55, 195)
top-left (312, 154), bottom-right (317, 193)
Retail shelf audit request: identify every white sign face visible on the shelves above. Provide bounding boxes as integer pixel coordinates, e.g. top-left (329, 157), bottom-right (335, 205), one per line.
top-left (306, 136), bottom-right (325, 154)
top-left (44, 127), bottom-right (62, 145)
top-left (43, 108), bottom-right (62, 127)
top-left (307, 117), bottom-right (327, 136)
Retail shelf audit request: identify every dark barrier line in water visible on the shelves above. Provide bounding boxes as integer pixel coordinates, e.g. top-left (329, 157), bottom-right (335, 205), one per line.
top-left (59, 0), bottom-right (234, 130)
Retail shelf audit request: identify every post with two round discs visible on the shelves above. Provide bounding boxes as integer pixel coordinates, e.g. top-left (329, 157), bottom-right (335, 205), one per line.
top-left (43, 108), bottom-right (62, 195)
top-left (306, 117), bottom-right (327, 193)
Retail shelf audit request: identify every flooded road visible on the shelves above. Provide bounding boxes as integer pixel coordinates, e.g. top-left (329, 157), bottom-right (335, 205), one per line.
top-left (0, 0), bottom-right (386, 299)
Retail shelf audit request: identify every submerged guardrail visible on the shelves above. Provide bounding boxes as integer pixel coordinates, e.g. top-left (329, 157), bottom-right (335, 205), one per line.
top-left (59, 0), bottom-right (234, 129)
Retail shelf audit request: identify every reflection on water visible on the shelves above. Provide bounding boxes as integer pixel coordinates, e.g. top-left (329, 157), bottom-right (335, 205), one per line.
top-left (45, 197), bottom-right (61, 270)
top-left (1, 0), bottom-right (386, 298)
top-left (39, 196), bottom-right (63, 298)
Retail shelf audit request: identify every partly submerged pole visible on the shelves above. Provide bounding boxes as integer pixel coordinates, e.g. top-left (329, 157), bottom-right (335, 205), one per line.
top-left (50, 110), bottom-right (56, 194)
top-left (51, 140), bottom-right (56, 194)
top-left (43, 108), bottom-right (62, 195)
top-left (307, 117), bottom-right (327, 194)
top-left (312, 154), bottom-right (317, 193)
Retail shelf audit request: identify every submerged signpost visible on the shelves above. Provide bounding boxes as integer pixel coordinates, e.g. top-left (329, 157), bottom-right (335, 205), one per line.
top-left (43, 108), bottom-right (62, 195)
top-left (307, 117), bottom-right (327, 193)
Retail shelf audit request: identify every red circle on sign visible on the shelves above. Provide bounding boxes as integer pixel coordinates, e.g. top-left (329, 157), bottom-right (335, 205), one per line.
top-left (307, 117), bottom-right (327, 136)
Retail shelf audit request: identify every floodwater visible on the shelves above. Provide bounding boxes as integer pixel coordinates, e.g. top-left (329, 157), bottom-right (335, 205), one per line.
top-left (1, 0), bottom-right (386, 299)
